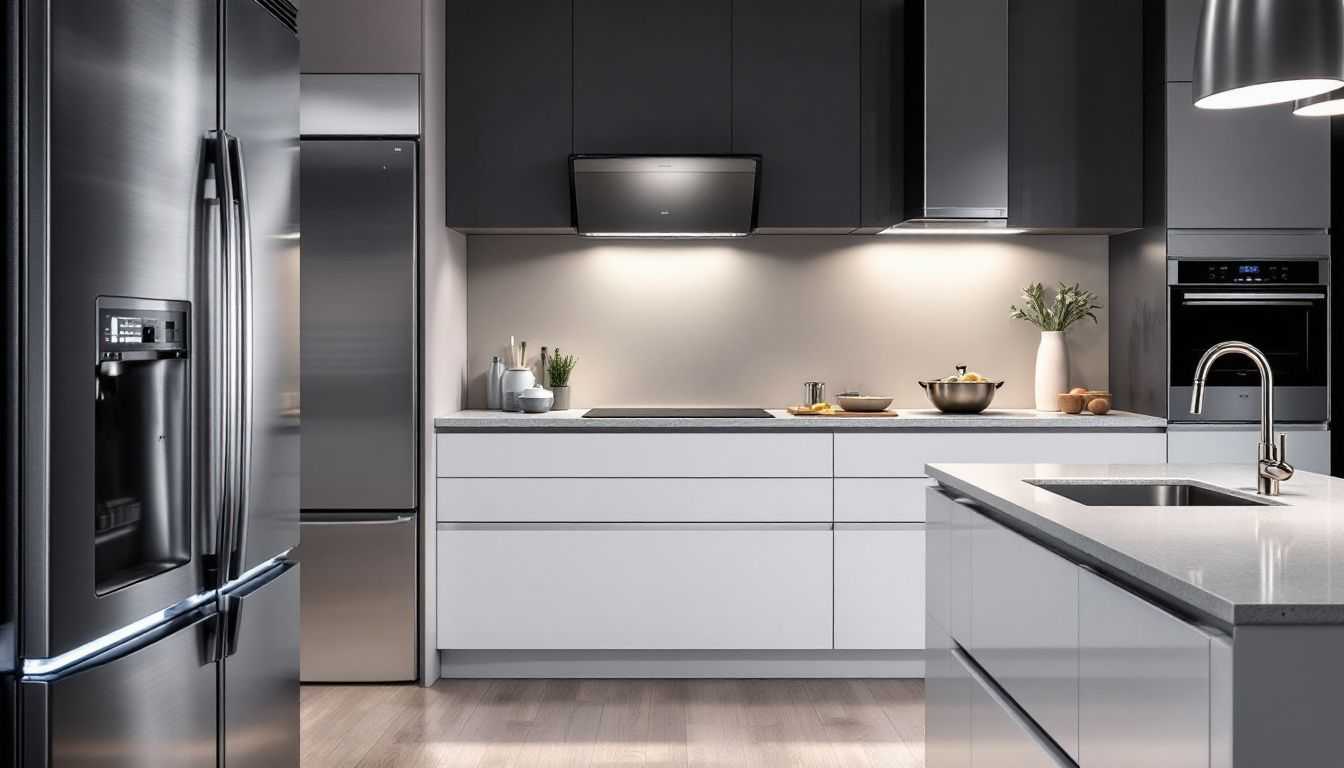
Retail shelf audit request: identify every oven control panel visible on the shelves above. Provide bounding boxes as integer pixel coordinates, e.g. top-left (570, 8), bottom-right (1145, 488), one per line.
top-left (1178, 260), bottom-right (1320, 284)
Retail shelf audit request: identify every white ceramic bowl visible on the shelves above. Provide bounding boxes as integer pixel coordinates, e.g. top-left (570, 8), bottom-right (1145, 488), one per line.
top-left (517, 388), bottom-right (554, 414)
top-left (836, 395), bottom-right (893, 412)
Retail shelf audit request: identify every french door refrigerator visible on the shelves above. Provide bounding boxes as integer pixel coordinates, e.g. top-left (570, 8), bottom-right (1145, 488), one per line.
top-left (4, 0), bottom-right (300, 764)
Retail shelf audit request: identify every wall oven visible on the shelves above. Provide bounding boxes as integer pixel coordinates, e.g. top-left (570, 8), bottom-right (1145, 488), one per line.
top-left (1168, 259), bottom-right (1329, 423)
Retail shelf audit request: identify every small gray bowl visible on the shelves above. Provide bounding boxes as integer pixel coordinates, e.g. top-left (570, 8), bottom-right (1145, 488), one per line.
top-left (518, 388), bottom-right (554, 413)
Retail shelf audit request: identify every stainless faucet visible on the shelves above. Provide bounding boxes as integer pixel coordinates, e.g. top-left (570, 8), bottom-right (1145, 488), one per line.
top-left (1190, 341), bottom-right (1294, 495)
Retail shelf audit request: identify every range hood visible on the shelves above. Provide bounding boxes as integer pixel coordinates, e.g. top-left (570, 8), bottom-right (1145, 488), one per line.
top-left (892, 0), bottom-right (1008, 232)
top-left (570, 155), bottom-right (760, 237)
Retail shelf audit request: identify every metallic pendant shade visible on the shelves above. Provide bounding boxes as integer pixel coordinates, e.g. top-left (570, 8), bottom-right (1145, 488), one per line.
top-left (1193, 0), bottom-right (1344, 110)
top-left (1294, 90), bottom-right (1344, 117)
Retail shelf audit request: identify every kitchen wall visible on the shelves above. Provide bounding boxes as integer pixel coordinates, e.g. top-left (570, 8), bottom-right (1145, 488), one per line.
top-left (465, 235), bottom-right (1110, 409)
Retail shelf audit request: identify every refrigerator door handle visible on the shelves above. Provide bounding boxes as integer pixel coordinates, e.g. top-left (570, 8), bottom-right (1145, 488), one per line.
top-left (301, 512), bottom-right (416, 526)
top-left (22, 601), bottom-right (218, 683)
top-left (226, 134), bottom-right (255, 580)
top-left (207, 130), bottom-right (239, 580)
top-left (221, 593), bottom-right (243, 658)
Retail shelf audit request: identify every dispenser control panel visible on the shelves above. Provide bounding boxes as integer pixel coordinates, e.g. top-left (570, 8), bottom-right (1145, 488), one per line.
top-left (97, 298), bottom-right (189, 361)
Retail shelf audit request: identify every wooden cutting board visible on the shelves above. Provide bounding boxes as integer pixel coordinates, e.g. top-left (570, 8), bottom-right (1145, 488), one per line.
top-left (786, 407), bottom-right (900, 417)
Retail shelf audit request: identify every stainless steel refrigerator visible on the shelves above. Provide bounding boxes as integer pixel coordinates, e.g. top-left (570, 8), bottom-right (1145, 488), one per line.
top-left (4, 0), bottom-right (300, 764)
top-left (297, 129), bottom-right (419, 682)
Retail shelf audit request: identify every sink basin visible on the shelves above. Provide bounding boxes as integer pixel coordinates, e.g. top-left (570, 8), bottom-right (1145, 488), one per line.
top-left (1028, 481), bottom-right (1270, 507)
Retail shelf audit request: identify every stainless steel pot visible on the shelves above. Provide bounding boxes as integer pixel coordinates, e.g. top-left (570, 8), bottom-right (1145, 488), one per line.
top-left (919, 366), bottom-right (1005, 414)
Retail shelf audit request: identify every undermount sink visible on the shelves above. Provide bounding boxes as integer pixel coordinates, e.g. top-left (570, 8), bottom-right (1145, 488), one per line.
top-left (1028, 480), bottom-right (1271, 507)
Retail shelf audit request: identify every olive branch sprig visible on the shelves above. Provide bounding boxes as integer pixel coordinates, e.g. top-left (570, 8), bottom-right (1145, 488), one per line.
top-left (1009, 282), bottom-right (1102, 332)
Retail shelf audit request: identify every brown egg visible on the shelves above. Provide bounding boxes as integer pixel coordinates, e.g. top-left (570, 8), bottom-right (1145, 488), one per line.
top-left (1087, 398), bottom-right (1111, 415)
top-left (1057, 394), bottom-right (1085, 414)
top-left (1069, 387), bottom-right (1088, 395)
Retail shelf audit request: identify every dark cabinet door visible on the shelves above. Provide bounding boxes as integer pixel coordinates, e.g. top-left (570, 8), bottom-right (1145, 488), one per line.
top-left (917, 0), bottom-right (1009, 218)
top-left (1007, 0), bottom-right (1142, 229)
top-left (1165, 83), bottom-right (1330, 230)
top-left (731, 0), bottom-right (859, 230)
top-left (1144, 0), bottom-right (1203, 89)
top-left (573, 0), bottom-right (731, 154)
top-left (860, 0), bottom-right (906, 230)
top-left (445, 0), bottom-right (573, 229)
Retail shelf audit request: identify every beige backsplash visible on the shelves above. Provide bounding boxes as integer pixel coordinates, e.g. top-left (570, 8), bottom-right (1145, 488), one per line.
top-left (464, 234), bottom-right (1111, 409)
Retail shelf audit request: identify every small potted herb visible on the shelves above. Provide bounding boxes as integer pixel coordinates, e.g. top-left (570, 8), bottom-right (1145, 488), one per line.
top-left (546, 350), bottom-right (578, 410)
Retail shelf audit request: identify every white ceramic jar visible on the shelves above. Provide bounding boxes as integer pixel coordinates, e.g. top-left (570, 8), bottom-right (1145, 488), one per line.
top-left (500, 368), bottom-right (536, 412)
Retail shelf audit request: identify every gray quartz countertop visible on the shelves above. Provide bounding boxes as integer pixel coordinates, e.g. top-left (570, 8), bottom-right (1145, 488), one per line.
top-left (435, 408), bottom-right (1166, 431)
top-left (926, 462), bottom-right (1344, 628)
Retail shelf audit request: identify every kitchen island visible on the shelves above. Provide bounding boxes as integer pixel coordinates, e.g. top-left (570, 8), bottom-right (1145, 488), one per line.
top-left (925, 462), bottom-right (1344, 768)
top-left (431, 409), bottom-right (1165, 679)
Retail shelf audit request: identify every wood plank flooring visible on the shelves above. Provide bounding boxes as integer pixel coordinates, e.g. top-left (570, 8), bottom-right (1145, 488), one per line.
top-left (301, 679), bottom-right (926, 768)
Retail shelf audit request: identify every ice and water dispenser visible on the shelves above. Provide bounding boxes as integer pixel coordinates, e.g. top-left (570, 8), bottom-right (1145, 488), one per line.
top-left (94, 297), bottom-right (191, 594)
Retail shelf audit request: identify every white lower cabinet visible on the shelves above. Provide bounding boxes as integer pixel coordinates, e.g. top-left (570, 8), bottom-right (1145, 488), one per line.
top-left (834, 525), bottom-right (924, 650)
top-left (834, 478), bottom-right (932, 522)
top-left (970, 512), bottom-right (1080, 761)
top-left (437, 524), bottom-right (832, 650)
top-left (964, 649), bottom-right (1073, 768)
top-left (927, 619), bottom-right (972, 768)
top-left (1078, 569), bottom-right (1211, 768)
top-left (1167, 425), bottom-right (1330, 475)
top-left (835, 432), bottom-right (1167, 478)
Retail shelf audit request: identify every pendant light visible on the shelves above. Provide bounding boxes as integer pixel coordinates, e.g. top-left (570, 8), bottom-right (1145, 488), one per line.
top-left (1294, 91), bottom-right (1344, 117)
top-left (1193, 0), bottom-right (1344, 110)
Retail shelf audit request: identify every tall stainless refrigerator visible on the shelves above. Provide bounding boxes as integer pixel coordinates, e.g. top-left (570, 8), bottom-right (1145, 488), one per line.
top-left (297, 77), bottom-right (420, 683)
top-left (4, 0), bottom-right (301, 764)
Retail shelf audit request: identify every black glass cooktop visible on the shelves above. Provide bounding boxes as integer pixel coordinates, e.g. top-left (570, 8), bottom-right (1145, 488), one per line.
top-left (582, 408), bottom-right (774, 419)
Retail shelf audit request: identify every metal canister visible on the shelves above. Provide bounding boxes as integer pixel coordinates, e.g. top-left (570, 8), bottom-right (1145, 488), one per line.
top-left (803, 381), bottom-right (826, 407)
top-left (486, 356), bottom-right (505, 410)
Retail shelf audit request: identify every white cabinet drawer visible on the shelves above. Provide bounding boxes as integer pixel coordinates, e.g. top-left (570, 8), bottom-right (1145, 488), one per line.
top-left (834, 525), bottom-right (924, 650)
top-left (835, 432), bottom-right (1166, 477)
top-left (970, 511), bottom-right (1079, 761)
top-left (437, 478), bottom-right (832, 523)
top-left (437, 433), bottom-right (832, 478)
top-left (835, 478), bottom-right (931, 522)
top-left (1168, 426), bottom-right (1330, 475)
top-left (436, 525), bottom-right (833, 650)
top-left (1078, 568), bottom-right (1212, 768)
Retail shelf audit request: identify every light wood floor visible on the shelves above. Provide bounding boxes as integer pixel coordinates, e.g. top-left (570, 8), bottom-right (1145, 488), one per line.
top-left (301, 679), bottom-right (926, 768)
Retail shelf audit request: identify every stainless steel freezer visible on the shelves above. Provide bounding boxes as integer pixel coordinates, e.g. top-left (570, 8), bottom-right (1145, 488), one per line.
top-left (298, 133), bottom-right (419, 682)
top-left (7, 0), bottom-right (301, 763)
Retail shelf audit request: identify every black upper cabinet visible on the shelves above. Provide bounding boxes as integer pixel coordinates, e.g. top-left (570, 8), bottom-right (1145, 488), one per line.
top-left (573, 0), bottom-right (731, 155)
top-left (1144, 0), bottom-right (1202, 89)
top-left (909, 0), bottom-right (1009, 220)
top-left (731, 0), bottom-right (860, 230)
top-left (859, 0), bottom-right (906, 230)
top-left (444, 0), bottom-right (572, 230)
top-left (1007, 0), bottom-right (1142, 230)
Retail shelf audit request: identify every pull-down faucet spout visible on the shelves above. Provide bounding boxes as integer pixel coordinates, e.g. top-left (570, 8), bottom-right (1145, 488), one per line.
top-left (1190, 341), bottom-right (1293, 495)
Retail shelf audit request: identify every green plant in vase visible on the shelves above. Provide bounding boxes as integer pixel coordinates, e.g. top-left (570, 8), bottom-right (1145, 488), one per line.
top-left (1009, 282), bottom-right (1102, 411)
top-left (546, 350), bottom-right (578, 410)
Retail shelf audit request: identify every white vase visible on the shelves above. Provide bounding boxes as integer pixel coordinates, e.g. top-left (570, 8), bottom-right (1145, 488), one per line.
top-left (1034, 331), bottom-right (1069, 411)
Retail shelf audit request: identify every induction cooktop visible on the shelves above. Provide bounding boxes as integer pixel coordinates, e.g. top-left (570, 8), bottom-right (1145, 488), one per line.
top-left (582, 408), bottom-right (774, 419)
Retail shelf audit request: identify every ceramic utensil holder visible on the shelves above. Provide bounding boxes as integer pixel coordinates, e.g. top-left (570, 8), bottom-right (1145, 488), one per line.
top-left (501, 368), bottom-right (536, 412)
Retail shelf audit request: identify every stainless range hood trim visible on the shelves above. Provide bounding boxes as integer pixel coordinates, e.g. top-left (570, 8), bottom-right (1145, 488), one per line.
top-left (878, 218), bottom-right (1023, 235)
top-left (581, 232), bottom-right (752, 239)
top-left (570, 154), bottom-right (762, 238)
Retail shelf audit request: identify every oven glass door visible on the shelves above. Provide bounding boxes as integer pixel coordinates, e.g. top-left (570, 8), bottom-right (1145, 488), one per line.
top-left (1169, 286), bottom-right (1327, 386)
